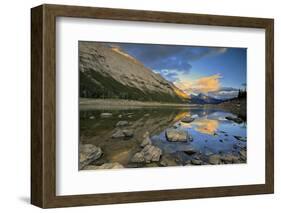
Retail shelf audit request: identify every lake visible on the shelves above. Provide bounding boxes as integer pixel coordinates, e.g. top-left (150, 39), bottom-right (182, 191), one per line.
top-left (79, 107), bottom-right (247, 170)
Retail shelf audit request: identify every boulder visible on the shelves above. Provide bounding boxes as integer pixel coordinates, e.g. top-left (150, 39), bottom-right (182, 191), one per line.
top-left (131, 145), bottom-right (162, 163)
top-left (83, 162), bottom-right (124, 170)
top-left (234, 135), bottom-right (247, 142)
top-left (239, 150), bottom-right (247, 160)
top-left (225, 116), bottom-right (243, 124)
top-left (191, 159), bottom-right (202, 165)
top-left (208, 154), bottom-right (221, 165)
top-left (181, 117), bottom-right (195, 123)
top-left (140, 136), bottom-right (152, 147)
top-left (123, 129), bottom-right (134, 137)
top-left (131, 152), bottom-right (145, 163)
top-left (116, 120), bottom-right (129, 127)
top-left (183, 146), bottom-right (197, 155)
top-left (79, 144), bottom-right (103, 169)
top-left (165, 128), bottom-right (188, 142)
top-left (112, 130), bottom-right (125, 138)
top-left (160, 155), bottom-right (178, 167)
top-left (221, 154), bottom-right (240, 163)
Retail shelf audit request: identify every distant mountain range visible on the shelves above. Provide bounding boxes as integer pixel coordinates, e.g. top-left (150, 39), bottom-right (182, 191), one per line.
top-left (79, 42), bottom-right (227, 104)
top-left (189, 93), bottom-right (223, 104)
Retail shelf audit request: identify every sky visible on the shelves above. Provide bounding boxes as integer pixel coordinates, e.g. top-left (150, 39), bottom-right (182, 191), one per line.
top-left (107, 42), bottom-right (247, 100)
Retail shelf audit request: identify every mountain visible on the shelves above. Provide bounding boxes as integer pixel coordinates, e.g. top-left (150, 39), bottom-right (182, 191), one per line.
top-left (190, 93), bottom-right (223, 104)
top-left (79, 42), bottom-right (188, 103)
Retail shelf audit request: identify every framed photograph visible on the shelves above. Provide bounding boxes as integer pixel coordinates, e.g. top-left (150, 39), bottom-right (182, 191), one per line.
top-left (31, 4), bottom-right (274, 208)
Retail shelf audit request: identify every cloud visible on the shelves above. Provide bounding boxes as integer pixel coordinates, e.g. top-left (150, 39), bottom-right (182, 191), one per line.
top-left (174, 74), bottom-right (222, 94)
top-left (109, 43), bottom-right (227, 81)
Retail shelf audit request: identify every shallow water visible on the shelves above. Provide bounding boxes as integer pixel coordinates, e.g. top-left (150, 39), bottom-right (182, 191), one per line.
top-left (79, 107), bottom-right (247, 169)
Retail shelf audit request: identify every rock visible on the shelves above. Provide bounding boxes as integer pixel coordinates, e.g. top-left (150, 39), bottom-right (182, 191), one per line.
top-left (160, 155), bottom-right (178, 167)
top-left (140, 136), bottom-right (152, 147)
top-left (233, 144), bottom-right (239, 149)
top-left (131, 145), bottom-right (162, 163)
top-left (118, 114), bottom-right (122, 118)
top-left (144, 113), bottom-right (150, 117)
top-left (143, 145), bottom-right (162, 162)
top-left (191, 159), bottom-right (202, 165)
top-left (89, 116), bottom-right (95, 119)
top-left (143, 131), bottom-right (150, 138)
top-left (239, 150), bottom-right (247, 160)
top-left (189, 135), bottom-right (194, 142)
top-left (181, 117), bottom-right (195, 123)
top-left (219, 139), bottom-right (223, 143)
top-left (84, 162), bottom-right (124, 170)
top-left (183, 146), bottom-right (197, 155)
top-left (131, 152), bottom-right (145, 163)
top-left (225, 116), bottom-right (243, 124)
top-left (112, 129), bottom-right (134, 138)
top-left (79, 144), bottom-right (103, 169)
top-left (100, 112), bottom-right (113, 118)
top-left (234, 135), bottom-right (247, 142)
top-left (112, 130), bottom-right (125, 138)
top-left (123, 129), bottom-right (134, 137)
top-left (165, 128), bottom-right (188, 142)
top-left (221, 154), bottom-right (240, 163)
top-left (209, 154), bottom-right (221, 165)
top-left (116, 120), bottom-right (129, 127)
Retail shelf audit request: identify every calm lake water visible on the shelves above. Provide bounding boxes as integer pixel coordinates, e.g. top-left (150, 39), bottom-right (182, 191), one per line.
top-left (79, 107), bottom-right (247, 169)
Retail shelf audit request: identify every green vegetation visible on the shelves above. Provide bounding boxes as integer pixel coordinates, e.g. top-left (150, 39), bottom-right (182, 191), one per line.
top-left (80, 68), bottom-right (184, 103)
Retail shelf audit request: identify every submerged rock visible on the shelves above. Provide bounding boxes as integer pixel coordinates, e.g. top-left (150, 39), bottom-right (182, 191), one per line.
top-left (112, 129), bottom-right (134, 138)
top-left (116, 120), bottom-right (129, 127)
top-left (234, 135), bottom-right (247, 142)
top-left (181, 117), bottom-right (195, 123)
top-left (79, 144), bottom-right (103, 169)
top-left (131, 145), bottom-right (162, 163)
top-left (225, 116), bottom-right (243, 124)
top-left (112, 130), bottom-right (125, 138)
top-left (123, 129), bottom-right (134, 137)
top-left (208, 154), bottom-right (221, 165)
top-left (89, 116), bottom-right (95, 119)
top-left (183, 146), bottom-right (197, 155)
top-left (165, 128), bottom-right (188, 142)
top-left (84, 162), bottom-right (124, 170)
top-left (100, 112), bottom-right (113, 118)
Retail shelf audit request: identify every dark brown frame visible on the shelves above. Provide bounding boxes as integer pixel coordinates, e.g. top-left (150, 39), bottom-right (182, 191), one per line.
top-left (31, 4), bottom-right (274, 208)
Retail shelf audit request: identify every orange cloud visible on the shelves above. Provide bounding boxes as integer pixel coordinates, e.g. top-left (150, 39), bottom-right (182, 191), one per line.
top-left (195, 74), bottom-right (221, 93)
top-left (175, 74), bottom-right (221, 94)
top-left (194, 119), bottom-right (219, 135)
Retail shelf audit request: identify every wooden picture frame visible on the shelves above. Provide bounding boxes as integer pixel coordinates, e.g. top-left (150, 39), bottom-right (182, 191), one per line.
top-left (31, 4), bottom-right (274, 208)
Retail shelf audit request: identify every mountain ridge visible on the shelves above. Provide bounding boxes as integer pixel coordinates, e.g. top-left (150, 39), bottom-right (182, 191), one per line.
top-left (79, 42), bottom-right (188, 103)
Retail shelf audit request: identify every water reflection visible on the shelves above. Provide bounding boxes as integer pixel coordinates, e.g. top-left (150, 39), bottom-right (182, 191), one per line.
top-left (79, 107), bottom-right (247, 170)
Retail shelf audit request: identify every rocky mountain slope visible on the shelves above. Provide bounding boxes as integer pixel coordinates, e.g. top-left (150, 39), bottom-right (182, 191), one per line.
top-left (79, 42), bottom-right (188, 103)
